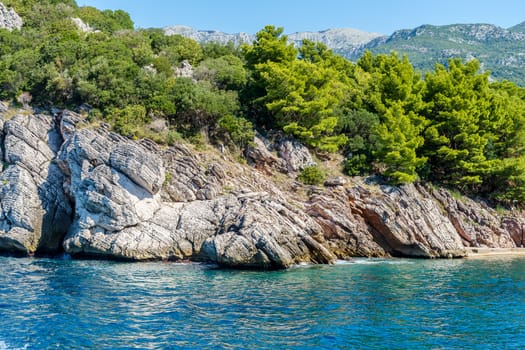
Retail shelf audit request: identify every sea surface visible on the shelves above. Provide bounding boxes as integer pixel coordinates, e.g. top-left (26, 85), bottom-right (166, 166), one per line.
top-left (1, 256), bottom-right (524, 349)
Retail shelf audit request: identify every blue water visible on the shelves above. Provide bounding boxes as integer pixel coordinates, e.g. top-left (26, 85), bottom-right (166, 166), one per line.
top-left (1, 257), bottom-right (525, 349)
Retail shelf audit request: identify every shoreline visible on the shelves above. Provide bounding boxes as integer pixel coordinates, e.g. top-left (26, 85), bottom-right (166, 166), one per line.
top-left (465, 247), bottom-right (525, 258)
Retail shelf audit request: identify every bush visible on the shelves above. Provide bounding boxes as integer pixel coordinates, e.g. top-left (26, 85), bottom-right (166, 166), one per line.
top-left (166, 130), bottom-right (183, 146)
top-left (216, 114), bottom-right (255, 149)
top-left (297, 165), bottom-right (326, 185)
top-left (108, 105), bottom-right (148, 138)
top-left (343, 154), bottom-right (370, 176)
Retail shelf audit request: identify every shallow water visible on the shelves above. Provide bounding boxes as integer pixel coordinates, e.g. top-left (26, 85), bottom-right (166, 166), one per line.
top-left (1, 256), bottom-right (524, 349)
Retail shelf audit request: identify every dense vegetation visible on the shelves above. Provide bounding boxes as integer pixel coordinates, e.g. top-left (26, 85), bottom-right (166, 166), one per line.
top-left (345, 23), bottom-right (525, 86)
top-left (2, 0), bottom-right (525, 203)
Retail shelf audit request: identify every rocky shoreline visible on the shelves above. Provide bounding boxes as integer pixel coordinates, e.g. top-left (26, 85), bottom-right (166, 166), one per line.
top-left (0, 109), bottom-right (524, 269)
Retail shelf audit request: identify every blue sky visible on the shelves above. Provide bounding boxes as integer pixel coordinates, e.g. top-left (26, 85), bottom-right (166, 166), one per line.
top-left (75, 0), bottom-right (525, 35)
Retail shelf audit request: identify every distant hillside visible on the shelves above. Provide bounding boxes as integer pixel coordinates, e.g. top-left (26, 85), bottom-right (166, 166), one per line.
top-left (509, 21), bottom-right (525, 33)
top-left (169, 22), bottom-right (525, 86)
top-left (164, 25), bottom-right (382, 57)
top-left (345, 23), bottom-right (525, 85)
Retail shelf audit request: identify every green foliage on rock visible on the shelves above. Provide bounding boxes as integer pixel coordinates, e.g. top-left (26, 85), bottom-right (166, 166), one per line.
top-left (216, 115), bottom-right (255, 149)
top-left (2, 1), bottom-right (525, 203)
top-left (297, 165), bottom-right (326, 185)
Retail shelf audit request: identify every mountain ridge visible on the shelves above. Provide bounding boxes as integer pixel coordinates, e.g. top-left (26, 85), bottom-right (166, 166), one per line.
top-left (164, 25), bottom-right (383, 57)
top-left (167, 21), bottom-right (525, 85)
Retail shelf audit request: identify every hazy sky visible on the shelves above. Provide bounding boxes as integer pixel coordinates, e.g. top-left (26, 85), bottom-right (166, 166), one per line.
top-left (75, 0), bottom-right (525, 35)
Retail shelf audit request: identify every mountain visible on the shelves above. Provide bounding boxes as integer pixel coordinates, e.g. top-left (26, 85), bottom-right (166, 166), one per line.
top-left (287, 28), bottom-right (382, 56)
top-left (164, 25), bottom-right (254, 46)
top-left (168, 22), bottom-right (525, 85)
top-left (164, 25), bottom-right (382, 57)
top-left (344, 23), bottom-right (525, 85)
top-left (509, 21), bottom-right (525, 33)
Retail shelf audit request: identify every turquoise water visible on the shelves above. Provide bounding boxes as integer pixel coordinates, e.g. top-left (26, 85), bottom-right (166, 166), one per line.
top-left (1, 257), bottom-right (525, 349)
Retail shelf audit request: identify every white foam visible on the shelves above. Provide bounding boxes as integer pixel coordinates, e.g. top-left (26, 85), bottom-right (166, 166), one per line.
top-left (0, 340), bottom-right (28, 350)
top-left (337, 258), bottom-right (414, 265)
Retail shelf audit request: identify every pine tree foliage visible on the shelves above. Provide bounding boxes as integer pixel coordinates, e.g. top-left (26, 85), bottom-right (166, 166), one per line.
top-left (1, 1), bottom-right (525, 202)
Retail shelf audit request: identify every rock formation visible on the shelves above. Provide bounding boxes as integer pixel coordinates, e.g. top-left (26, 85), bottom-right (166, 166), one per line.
top-left (71, 17), bottom-right (96, 33)
top-left (0, 109), bottom-right (523, 268)
top-left (0, 113), bottom-right (72, 255)
top-left (0, 2), bottom-right (22, 31)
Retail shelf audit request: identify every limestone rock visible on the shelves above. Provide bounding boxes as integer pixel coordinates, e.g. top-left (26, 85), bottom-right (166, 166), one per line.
top-left (0, 114), bottom-right (71, 255)
top-left (432, 187), bottom-right (516, 248)
top-left (274, 136), bottom-right (316, 172)
top-left (307, 188), bottom-right (387, 258)
top-left (324, 176), bottom-right (347, 187)
top-left (3, 108), bottom-right (525, 268)
top-left (347, 182), bottom-right (467, 257)
top-left (58, 126), bottom-right (165, 241)
top-left (161, 144), bottom-right (225, 202)
top-left (244, 135), bottom-right (287, 174)
top-left (307, 181), bottom-right (467, 258)
top-left (71, 17), bottom-right (94, 33)
top-left (501, 216), bottom-right (525, 247)
top-left (0, 3), bottom-right (22, 31)
top-left (59, 110), bottom-right (82, 141)
top-left (201, 193), bottom-right (335, 269)
top-left (175, 60), bottom-right (193, 78)
top-left (0, 101), bottom-right (8, 113)
top-left (64, 192), bottom-right (336, 269)
top-left (110, 142), bottom-right (165, 195)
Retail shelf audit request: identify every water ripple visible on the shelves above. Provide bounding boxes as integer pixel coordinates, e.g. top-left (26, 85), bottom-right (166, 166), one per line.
top-left (1, 257), bottom-right (525, 349)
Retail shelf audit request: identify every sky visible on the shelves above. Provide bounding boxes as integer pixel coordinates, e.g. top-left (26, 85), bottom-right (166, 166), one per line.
top-left (75, 0), bottom-right (525, 35)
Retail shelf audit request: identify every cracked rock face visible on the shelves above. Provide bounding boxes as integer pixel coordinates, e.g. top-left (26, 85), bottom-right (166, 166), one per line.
top-left (58, 123), bottom-right (335, 268)
top-left (0, 109), bottom-right (524, 268)
top-left (0, 114), bottom-right (72, 255)
top-left (345, 182), bottom-right (467, 258)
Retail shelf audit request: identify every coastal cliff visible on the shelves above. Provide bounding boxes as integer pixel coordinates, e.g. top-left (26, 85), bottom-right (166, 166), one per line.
top-left (0, 109), bottom-right (523, 268)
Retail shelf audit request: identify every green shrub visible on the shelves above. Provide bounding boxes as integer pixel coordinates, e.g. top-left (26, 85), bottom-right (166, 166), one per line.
top-left (216, 114), bottom-right (255, 149)
top-left (343, 154), bottom-right (370, 176)
top-left (109, 105), bottom-right (148, 138)
top-left (166, 130), bottom-right (183, 146)
top-left (297, 165), bottom-right (326, 185)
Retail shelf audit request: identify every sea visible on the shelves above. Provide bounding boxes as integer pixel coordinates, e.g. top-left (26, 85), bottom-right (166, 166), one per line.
top-left (0, 255), bottom-right (524, 349)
